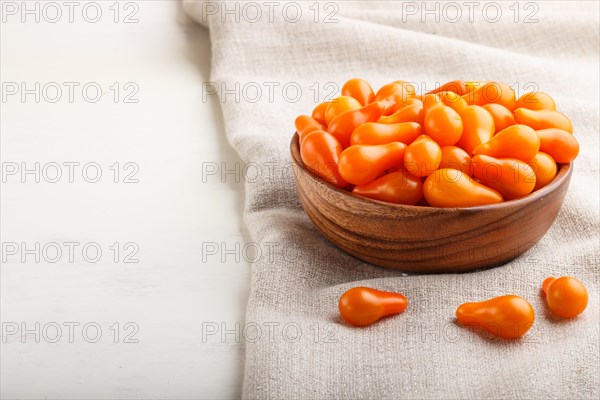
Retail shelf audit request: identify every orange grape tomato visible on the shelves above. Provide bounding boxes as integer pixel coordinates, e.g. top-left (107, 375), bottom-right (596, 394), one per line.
top-left (351, 122), bottom-right (422, 146)
top-left (311, 102), bottom-right (329, 125)
top-left (338, 287), bottom-right (408, 327)
top-left (424, 104), bottom-right (464, 146)
top-left (482, 103), bottom-right (516, 132)
top-left (295, 115), bottom-right (325, 143)
top-left (514, 108), bottom-right (573, 133)
top-left (515, 92), bottom-right (556, 111)
top-left (378, 100), bottom-right (424, 125)
top-left (456, 295), bottom-right (534, 339)
top-left (471, 155), bottom-right (536, 200)
top-left (472, 124), bottom-right (540, 161)
top-left (423, 168), bottom-right (503, 207)
top-left (324, 96), bottom-right (362, 125)
top-left (536, 128), bottom-right (580, 163)
top-left (455, 105), bottom-right (495, 154)
top-left (328, 102), bottom-right (384, 148)
top-left (341, 78), bottom-right (375, 106)
top-left (440, 146), bottom-right (472, 176)
top-left (463, 81), bottom-right (516, 110)
top-left (338, 142), bottom-right (406, 185)
top-left (527, 152), bottom-right (557, 191)
top-left (404, 135), bottom-right (442, 177)
top-left (352, 171), bottom-right (423, 205)
top-left (300, 130), bottom-right (347, 187)
top-left (541, 276), bottom-right (588, 318)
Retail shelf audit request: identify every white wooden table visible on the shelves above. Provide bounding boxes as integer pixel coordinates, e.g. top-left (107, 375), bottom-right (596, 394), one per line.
top-left (1, 2), bottom-right (249, 398)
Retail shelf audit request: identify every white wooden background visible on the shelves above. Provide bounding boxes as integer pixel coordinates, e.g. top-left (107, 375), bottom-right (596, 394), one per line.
top-left (1, 1), bottom-right (249, 398)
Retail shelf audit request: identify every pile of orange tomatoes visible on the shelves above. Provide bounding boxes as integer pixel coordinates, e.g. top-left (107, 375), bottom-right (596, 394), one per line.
top-left (295, 79), bottom-right (579, 207)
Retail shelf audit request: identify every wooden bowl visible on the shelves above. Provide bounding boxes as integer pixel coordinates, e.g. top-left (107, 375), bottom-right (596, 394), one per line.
top-left (290, 133), bottom-right (573, 273)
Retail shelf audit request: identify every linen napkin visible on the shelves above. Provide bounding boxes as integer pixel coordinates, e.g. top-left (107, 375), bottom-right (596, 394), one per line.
top-left (183, 1), bottom-right (600, 398)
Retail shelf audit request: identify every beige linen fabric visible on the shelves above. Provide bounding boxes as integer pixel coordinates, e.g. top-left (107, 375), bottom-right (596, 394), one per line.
top-left (183, 1), bottom-right (599, 398)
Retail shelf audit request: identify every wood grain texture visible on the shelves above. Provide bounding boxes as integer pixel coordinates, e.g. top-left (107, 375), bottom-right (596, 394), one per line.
top-left (290, 133), bottom-right (573, 273)
top-left (2, 7), bottom-right (247, 399)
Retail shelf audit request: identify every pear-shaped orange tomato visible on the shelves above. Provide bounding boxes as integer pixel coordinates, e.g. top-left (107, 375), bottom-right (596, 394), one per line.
top-left (378, 100), bottom-right (424, 125)
top-left (541, 277), bottom-right (588, 318)
top-left (422, 93), bottom-right (442, 114)
top-left (455, 106), bottom-right (495, 154)
top-left (463, 81), bottom-right (487, 94)
top-left (427, 80), bottom-right (469, 96)
top-left (404, 135), bottom-right (442, 177)
top-left (424, 104), bottom-right (464, 146)
top-left (527, 152), bottom-right (557, 191)
top-left (338, 142), bottom-right (406, 185)
top-left (471, 155), bottom-right (536, 200)
top-left (351, 122), bottom-right (422, 146)
top-left (437, 91), bottom-right (469, 112)
top-left (456, 295), bottom-right (534, 339)
top-left (440, 146), bottom-right (472, 176)
top-left (473, 124), bottom-right (540, 161)
top-left (311, 102), bottom-right (329, 125)
top-left (339, 287), bottom-right (408, 327)
top-left (482, 103), bottom-right (516, 132)
top-left (300, 130), bottom-right (347, 187)
top-left (328, 102), bottom-right (384, 148)
top-left (536, 128), bottom-right (580, 163)
top-left (375, 81), bottom-right (417, 114)
top-left (295, 115), bottom-right (325, 143)
top-left (324, 96), bottom-right (362, 125)
top-left (514, 108), bottom-right (573, 133)
top-left (353, 171), bottom-right (423, 205)
top-left (515, 92), bottom-right (556, 111)
top-left (423, 169), bottom-right (503, 207)
top-left (463, 81), bottom-right (516, 110)
top-left (341, 78), bottom-right (375, 106)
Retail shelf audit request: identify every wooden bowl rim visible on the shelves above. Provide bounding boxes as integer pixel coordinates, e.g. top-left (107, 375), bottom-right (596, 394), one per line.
top-left (290, 132), bottom-right (572, 213)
